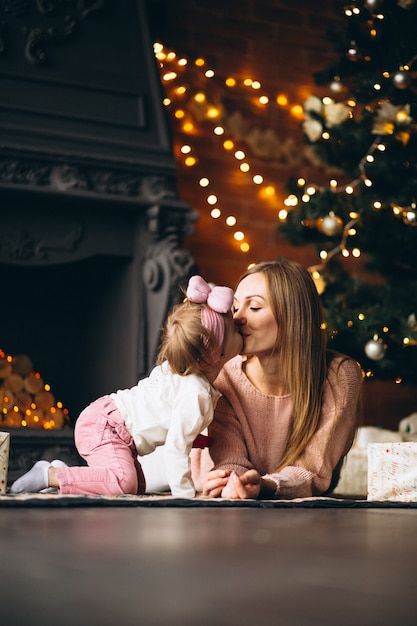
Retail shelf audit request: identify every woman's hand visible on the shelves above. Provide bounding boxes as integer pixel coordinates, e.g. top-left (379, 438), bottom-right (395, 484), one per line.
top-left (221, 470), bottom-right (262, 499)
top-left (202, 469), bottom-right (232, 497)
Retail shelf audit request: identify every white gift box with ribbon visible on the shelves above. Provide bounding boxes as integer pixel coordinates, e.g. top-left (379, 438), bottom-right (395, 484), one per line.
top-left (0, 432), bottom-right (10, 495)
top-left (368, 441), bottom-right (417, 502)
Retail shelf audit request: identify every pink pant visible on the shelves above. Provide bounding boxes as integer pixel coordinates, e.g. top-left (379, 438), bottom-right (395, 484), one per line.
top-left (55, 396), bottom-right (146, 496)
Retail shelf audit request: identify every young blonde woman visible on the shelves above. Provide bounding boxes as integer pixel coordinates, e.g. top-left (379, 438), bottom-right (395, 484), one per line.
top-left (196, 258), bottom-right (363, 499)
top-left (11, 276), bottom-right (242, 499)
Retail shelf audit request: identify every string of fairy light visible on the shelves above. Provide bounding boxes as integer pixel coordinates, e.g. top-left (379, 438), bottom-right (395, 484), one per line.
top-left (154, 41), bottom-right (306, 258)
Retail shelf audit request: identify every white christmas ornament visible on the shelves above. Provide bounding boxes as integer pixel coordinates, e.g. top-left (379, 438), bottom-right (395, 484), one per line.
top-left (364, 338), bottom-right (386, 360)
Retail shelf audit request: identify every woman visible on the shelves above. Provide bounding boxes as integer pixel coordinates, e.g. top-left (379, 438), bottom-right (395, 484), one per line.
top-left (197, 258), bottom-right (363, 499)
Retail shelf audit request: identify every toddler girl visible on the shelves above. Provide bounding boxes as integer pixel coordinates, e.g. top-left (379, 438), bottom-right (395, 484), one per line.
top-left (11, 275), bottom-right (242, 498)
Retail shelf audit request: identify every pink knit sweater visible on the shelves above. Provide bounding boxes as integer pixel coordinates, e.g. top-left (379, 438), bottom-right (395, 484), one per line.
top-left (191, 353), bottom-right (362, 498)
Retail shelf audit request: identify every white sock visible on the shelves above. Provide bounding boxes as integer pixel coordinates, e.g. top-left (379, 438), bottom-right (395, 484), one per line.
top-left (10, 460), bottom-right (51, 494)
top-left (51, 459), bottom-right (67, 469)
top-left (39, 459), bottom-right (68, 493)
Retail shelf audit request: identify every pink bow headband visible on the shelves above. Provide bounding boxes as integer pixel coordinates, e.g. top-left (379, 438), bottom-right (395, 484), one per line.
top-left (186, 275), bottom-right (234, 364)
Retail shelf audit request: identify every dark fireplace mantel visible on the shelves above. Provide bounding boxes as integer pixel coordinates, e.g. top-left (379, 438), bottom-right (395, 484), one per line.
top-left (0, 0), bottom-right (198, 441)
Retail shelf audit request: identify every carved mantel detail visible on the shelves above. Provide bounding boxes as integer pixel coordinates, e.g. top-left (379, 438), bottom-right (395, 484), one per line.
top-left (0, 0), bottom-right (105, 65)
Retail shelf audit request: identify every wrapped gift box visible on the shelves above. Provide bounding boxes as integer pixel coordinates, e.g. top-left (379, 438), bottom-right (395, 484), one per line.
top-left (0, 431), bottom-right (10, 495)
top-left (368, 442), bottom-right (417, 502)
top-left (333, 426), bottom-right (401, 497)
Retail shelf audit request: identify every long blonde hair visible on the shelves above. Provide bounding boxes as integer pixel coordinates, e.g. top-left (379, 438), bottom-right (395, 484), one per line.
top-left (241, 259), bottom-right (328, 470)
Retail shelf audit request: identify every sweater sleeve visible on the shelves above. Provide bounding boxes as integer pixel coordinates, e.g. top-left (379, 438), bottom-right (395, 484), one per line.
top-left (265, 357), bottom-right (363, 498)
top-left (209, 394), bottom-right (256, 475)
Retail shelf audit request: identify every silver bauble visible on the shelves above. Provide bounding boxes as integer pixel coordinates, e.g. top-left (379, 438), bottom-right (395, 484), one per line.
top-left (364, 339), bottom-right (386, 361)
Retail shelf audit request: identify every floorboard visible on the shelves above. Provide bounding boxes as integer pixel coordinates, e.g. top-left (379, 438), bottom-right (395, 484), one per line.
top-left (1, 508), bottom-right (416, 626)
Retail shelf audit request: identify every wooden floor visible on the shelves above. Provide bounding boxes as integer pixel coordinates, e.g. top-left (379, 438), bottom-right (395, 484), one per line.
top-left (1, 506), bottom-right (416, 626)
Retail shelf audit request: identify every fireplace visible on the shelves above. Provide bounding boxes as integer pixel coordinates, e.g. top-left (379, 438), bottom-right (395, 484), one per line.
top-left (0, 1), bottom-right (197, 483)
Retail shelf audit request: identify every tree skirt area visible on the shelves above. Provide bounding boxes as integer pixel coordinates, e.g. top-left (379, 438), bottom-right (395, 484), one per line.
top-left (1, 492), bottom-right (416, 508)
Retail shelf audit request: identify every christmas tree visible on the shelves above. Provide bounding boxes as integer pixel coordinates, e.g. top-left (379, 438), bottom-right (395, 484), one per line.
top-left (280, 0), bottom-right (417, 383)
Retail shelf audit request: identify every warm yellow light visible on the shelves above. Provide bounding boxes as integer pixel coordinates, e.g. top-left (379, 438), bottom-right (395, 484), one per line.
top-left (176, 86), bottom-right (186, 95)
top-left (234, 150), bottom-right (245, 160)
top-left (345, 186), bottom-right (354, 194)
top-left (319, 250), bottom-right (328, 260)
top-left (377, 143), bottom-right (386, 151)
top-left (322, 97), bottom-right (333, 105)
top-left (366, 155), bottom-right (374, 162)
top-left (44, 384), bottom-right (51, 391)
top-left (251, 81), bottom-right (261, 90)
top-left (226, 216), bottom-right (237, 226)
top-left (291, 104), bottom-right (304, 118)
top-left (297, 178), bottom-right (305, 186)
top-left (306, 186), bottom-right (316, 195)
top-left (352, 248), bottom-right (361, 257)
top-left (276, 94), bottom-right (288, 106)
top-left (154, 42), bottom-right (163, 54)
top-left (180, 144), bottom-right (191, 154)
top-left (182, 122), bottom-right (194, 133)
top-left (322, 131), bottom-right (330, 140)
top-left (243, 78), bottom-right (253, 87)
top-left (174, 109), bottom-right (185, 119)
top-left (223, 140), bottom-right (234, 150)
top-left (199, 178), bottom-right (210, 187)
top-left (194, 92), bottom-right (206, 103)
top-left (284, 194), bottom-right (298, 207)
top-left (342, 249), bottom-right (350, 257)
top-left (397, 110), bottom-right (409, 123)
top-left (373, 201), bottom-right (382, 209)
top-left (211, 208), bottom-right (221, 218)
top-left (253, 175), bottom-right (263, 184)
top-left (225, 77), bottom-right (236, 87)
top-left (240, 163), bottom-right (250, 172)
top-left (163, 98), bottom-right (171, 106)
top-left (278, 209), bottom-right (288, 220)
top-left (162, 71), bottom-right (177, 81)
top-left (373, 83), bottom-right (381, 90)
top-left (207, 194), bottom-right (218, 205)
top-left (330, 179), bottom-right (337, 189)
top-left (184, 156), bottom-right (196, 166)
top-left (264, 186), bottom-right (275, 196)
top-left (178, 58), bottom-right (188, 66)
top-left (358, 313), bottom-right (365, 321)
top-left (205, 69), bottom-right (215, 78)
top-left (364, 178), bottom-right (373, 187)
top-left (234, 231), bottom-right (245, 241)
top-left (240, 242), bottom-right (250, 252)
top-left (301, 194), bottom-right (310, 202)
top-left (258, 96), bottom-right (269, 104)
top-left (195, 57), bottom-right (205, 67)
top-left (214, 126), bottom-right (224, 135)
top-left (206, 107), bottom-right (220, 119)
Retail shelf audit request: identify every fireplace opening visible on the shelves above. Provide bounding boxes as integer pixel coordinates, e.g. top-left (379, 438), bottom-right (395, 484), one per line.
top-left (2, 255), bottom-right (142, 425)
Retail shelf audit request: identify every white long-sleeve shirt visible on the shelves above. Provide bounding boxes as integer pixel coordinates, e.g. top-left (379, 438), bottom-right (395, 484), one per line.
top-left (110, 361), bottom-right (221, 498)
